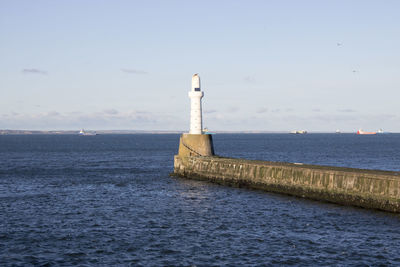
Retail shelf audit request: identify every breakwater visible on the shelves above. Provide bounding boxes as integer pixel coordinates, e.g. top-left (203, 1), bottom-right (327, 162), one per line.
top-left (173, 155), bottom-right (400, 213)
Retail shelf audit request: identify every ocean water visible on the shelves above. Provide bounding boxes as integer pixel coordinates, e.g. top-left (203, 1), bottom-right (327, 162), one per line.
top-left (0, 133), bottom-right (399, 266)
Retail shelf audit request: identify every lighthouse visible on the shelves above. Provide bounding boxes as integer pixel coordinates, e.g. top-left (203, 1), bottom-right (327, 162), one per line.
top-left (177, 74), bottom-right (214, 157)
top-left (188, 74), bottom-right (203, 134)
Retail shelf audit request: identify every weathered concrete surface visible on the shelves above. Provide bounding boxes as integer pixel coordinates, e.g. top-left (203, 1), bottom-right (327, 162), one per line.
top-left (173, 155), bottom-right (400, 213)
top-left (178, 134), bottom-right (214, 157)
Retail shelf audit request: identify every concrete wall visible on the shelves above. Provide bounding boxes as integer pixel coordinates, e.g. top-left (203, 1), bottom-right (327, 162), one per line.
top-left (178, 134), bottom-right (214, 157)
top-left (173, 155), bottom-right (400, 213)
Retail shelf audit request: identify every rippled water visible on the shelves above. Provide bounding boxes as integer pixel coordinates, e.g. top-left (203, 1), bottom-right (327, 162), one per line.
top-left (1, 134), bottom-right (399, 266)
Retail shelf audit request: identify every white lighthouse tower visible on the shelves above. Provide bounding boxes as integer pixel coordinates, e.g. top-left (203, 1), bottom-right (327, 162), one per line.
top-left (188, 74), bottom-right (204, 134)
top-left (177, 73), bottom-right (214, 157)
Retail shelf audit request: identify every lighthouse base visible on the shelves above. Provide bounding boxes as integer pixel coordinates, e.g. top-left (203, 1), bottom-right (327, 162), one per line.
top-left (178, 133), bottom-right (215, 157)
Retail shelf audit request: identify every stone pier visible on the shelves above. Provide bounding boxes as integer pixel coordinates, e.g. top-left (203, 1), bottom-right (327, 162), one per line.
top-left (173, 155), bottom-right (400, 213)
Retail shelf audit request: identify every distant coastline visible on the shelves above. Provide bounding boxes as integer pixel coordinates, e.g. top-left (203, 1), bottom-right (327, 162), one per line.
top-left (1, 130), bottom-right (396, 135)
top-left (0, 130), bottom-right (184, 135)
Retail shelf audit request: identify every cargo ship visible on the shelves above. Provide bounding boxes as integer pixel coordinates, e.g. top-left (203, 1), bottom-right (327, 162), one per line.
top-left (290, 130), bottom-right (307, 134)
top-left (79, 129), bottom-right (97, 136)
top-left (356, 129), bottom-right (376, 135)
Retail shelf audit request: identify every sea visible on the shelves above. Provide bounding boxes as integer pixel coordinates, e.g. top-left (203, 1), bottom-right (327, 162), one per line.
top-left (0, 133), bottom-right (399, 266)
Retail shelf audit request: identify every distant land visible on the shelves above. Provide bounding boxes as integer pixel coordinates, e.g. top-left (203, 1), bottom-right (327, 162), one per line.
top-left (0, 130), bottom-right (284, 135)
top-left (1, 130), bottom-right (393, 135)
top-left (0, 130), bottom-right (184, 135)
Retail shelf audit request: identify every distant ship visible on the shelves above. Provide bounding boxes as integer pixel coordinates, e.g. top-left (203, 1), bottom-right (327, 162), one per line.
top-left (377, 129), bottom-right (384, 134)
top-left (79, 129), bottom-right (97, 136)
top-left (356, 129), bottom-right (376, 135)
top-left (335, 129), bottom-right (341, 134)
top-left (290, 130), bottom-right (307, 134)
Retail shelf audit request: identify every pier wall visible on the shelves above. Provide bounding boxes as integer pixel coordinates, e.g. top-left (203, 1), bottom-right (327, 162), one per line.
top-left (173, 156), bottom-right (400, 213)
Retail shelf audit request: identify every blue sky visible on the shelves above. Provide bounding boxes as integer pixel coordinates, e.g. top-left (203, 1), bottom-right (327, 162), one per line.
top-left (1, 0), bottom-right (399, 131)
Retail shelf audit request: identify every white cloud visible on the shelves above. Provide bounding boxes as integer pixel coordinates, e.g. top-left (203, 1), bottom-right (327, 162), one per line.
top-left (337, 109), bottom-right (356, 113)
top-left (244, 76), bottom-right (255, 83)
top-left (1, 109), bottom-right (399, 132)
top-left (256, 107), bottom-right (268, 114)
top-left (21, 68), bottom-right (47, 75)
top-left (103, 109), bottom-right (119, 115)
top-left (121, 68), bottom-right (148, 75)
top-left (0, 110), bottom-right (183, 130)
top-left (227, 106), bottom-right (240, 112)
